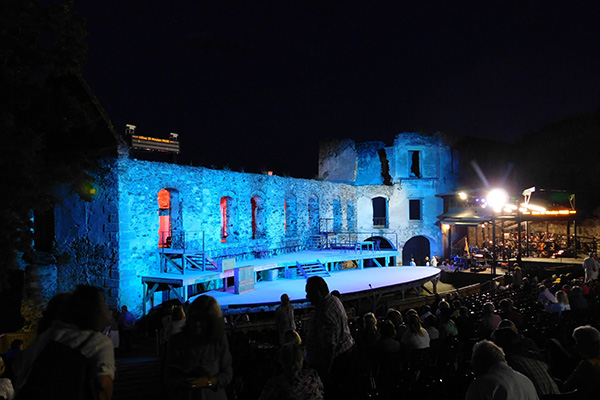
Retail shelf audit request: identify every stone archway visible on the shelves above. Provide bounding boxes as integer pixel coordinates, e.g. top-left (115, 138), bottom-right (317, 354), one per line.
top-left (402, 235), bottom-right (431, 266)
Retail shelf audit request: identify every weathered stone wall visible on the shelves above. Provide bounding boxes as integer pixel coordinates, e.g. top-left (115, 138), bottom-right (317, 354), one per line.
top-left (53, 158), bottom-right (121, 307)
top-left (116, 158), bottom-right (359, 315)
top-left (318, 139), bottom-right (357, 183)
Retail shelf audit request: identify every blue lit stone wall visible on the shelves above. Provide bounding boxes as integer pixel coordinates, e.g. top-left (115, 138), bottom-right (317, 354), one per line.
top-left (116, 158), bottom-right (357, 316)
top-left (321, 132), bottom-right (457, 262)
top-left (53, 158), bottom-right (121, 308)
top-left (49, 132), bottom-right (457, 317)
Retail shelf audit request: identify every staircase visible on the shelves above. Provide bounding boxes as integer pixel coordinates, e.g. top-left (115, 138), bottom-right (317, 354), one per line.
top-left (305, 234), bottom-right (326, 250)
top-left (160, 252), bottom-right (218, 274)
top-left (184, 253), bottom-right (218, 271)
top-left (295, 260), bottom-right (330, 279)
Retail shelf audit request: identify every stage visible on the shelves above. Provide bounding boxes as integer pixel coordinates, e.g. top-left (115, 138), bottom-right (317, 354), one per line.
top-left (141, 246), bottom-right (443, 315)
top-left (203, 266), bottom-right (441, 315)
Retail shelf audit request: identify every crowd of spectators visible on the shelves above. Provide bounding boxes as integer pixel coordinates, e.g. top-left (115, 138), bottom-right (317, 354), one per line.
top-left (4, 264), bottom-right (600, 400)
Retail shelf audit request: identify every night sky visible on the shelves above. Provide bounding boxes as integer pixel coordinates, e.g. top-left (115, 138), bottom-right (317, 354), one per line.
top-left (75, 1), bottom-right (600, 178)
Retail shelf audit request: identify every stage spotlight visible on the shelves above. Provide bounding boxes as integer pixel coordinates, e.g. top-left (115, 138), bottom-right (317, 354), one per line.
top-left (487, 188), bottom-right (508, 212)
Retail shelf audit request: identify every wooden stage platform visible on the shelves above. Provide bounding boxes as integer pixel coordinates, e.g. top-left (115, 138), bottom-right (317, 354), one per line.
top-left (141, 247), bottom-right (415, 314)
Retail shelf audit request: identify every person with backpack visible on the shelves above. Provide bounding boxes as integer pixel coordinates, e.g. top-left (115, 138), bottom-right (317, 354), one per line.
top-left (14, 285), bottom-right (116, 400)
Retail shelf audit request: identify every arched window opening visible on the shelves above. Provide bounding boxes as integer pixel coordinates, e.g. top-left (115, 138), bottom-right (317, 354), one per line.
top-left (220, 196), bottom-right (234, 242)
top-left (347, 201), bottom-right (356, 232)
top-left (333, 199), bottom-right (342, 232)
top-left (285, 197), bottom-right (297, 236)
top-left (409, 150), bottom-right (421, 178)
top-left (251, 195), bottom-right (265, 239)
top-left (372, 197), bottom-right (388, 228)
top-left (308, 196), bottom-right (320, 234)
top-left (158, 189), bottom-right (171, 247)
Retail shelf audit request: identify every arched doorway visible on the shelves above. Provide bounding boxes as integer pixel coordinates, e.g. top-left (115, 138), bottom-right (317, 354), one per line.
top-left (366, 236), bottom-right (396, 266)
top-left (402, 236), bottom-right (431, 266)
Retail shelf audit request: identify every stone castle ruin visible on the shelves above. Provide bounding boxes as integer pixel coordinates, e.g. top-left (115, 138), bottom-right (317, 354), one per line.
top-left (43, 129), bottom-right (456, 316)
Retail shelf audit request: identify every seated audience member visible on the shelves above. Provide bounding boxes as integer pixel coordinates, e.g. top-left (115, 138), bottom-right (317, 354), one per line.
top-left (0, 356), bottom-right (14, 400)
top-left (498, 298), bottom-right (524, 329)
top-left (455, 306), bottom-right (477, 341)
top-left (375, 320), bottom-right (401, 356)
top-left (360, 312), bottom-right (379, 349)
top-left (258, 342), bottom-right (324, 400)
top-left (165, 295), bottom-right (233, 399)
top-left (450, 299), bottom-right (462, 319)
top-left (537, 285), bottom-right (557, 306)
top-left (497, 319), bottom-right (539, 353)
top-left (568, 286), bottom-right (589, 310)
top-left (465, 340), bottom-right (538, 400)
top-left (478, 302), bottom-right (501, 339)
top-left (386, 309), bottom-right (407, 342)
top-left (545, 290), bottom-right (570, 314)
top-left (437, 309), bottom-right (458, 340)
top-left (435, 300), bottom-right (450, 316)
top-left (419, 305), bottom-right (432, 322)
top-left (283, 330), bottom-right (302, 346)
top-left (15, 285), bottom-right (115, 400)
top-left (492, 327), bottom-right (560, 397)
top-left (422, 315), bottom-right (440, 341)
top-left (563, 325), bottom-right (600, 397)
top-left (401, 314), bottom-right (430, 355)
top-left (512, 265), bottom-right (523, 287)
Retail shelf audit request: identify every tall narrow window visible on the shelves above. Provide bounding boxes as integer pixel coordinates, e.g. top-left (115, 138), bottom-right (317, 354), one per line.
top-left (308, 196), bottom-right (320, 234)
top-left (346, 201), bottom-right (355, 232)
top-left (285, 197), bottom-right (297, 236)
top-left (158, 189), bottom-right (171, 247)
top-left (333, 199), bottom-right (342, 232)
top-left (372, 197), bottom-right (388, 228)
top-left (220, 196), bottom-right (234, 242)
top-left (409, 150), bottom-right (421, 178)
top-left (251, 195), bottom-right (265, 239)
top-left (409, 199), bottom-right (422, 220)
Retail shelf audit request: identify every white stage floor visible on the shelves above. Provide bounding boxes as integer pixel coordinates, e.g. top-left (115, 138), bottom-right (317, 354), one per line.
top-left (204, 266), bottom-right (440, 310)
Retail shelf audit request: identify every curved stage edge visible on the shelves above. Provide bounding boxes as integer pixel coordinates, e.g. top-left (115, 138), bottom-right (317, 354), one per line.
top-left (202, 266), bottom-right (441, 315)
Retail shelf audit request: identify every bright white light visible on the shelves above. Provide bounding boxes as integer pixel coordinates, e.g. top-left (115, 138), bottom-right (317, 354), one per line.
top-left (487, 188), bottom-right (508, 212)
top-left (458, 192), bottom-right (467, 200)
top-left (520, 202), bottom-right (547, 213)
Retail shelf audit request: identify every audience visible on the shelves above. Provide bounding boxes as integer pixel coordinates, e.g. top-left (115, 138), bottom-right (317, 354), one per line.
top-left (563, 325), bottom-right (600, 397)
top-left (258, 342), bottom-right (324, 400)
top-left (465, 340), bottom-right (538, 400)
top-left (492, 327), bottom-right (560, 397)
top-left (478, 302), bottom-right (501, 339)
top-left (11, 263), bottom-right (600, 400)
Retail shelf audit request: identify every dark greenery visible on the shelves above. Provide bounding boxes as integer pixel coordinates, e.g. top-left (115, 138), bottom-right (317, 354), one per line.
top-left (0, 0), bottom-right (115, 283)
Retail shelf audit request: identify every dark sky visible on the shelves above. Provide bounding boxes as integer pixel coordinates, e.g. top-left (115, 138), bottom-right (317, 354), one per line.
top-left (76, 1), bottom-right (600, 178)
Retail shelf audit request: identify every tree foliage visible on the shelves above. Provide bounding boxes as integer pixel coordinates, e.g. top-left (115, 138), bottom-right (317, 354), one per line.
top-left (0, 0), bottom-right (112, 278)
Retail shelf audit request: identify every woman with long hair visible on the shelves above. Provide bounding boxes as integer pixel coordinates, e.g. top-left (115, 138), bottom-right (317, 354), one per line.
top-left (165, 295), bottom-right (233, 400)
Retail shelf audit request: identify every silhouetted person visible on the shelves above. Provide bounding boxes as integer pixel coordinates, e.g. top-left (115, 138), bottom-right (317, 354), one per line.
top-left (118, 305), bottom-right (135, 353)
top-left (466, 340), bottom-right (537, 400)
top-left (165, 295), bottom-right (233, 400)
top-left (15, 285), bottom-right (115, 400)
top-left (305, 276), bottom-right (356, 400)
top-left (258, 342), bottom-right (324, 400)
top-left (564, 325), bottom-right (600, 397)
top-left (275, 294), bottom-right (296, 346)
